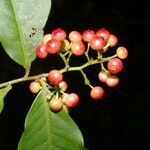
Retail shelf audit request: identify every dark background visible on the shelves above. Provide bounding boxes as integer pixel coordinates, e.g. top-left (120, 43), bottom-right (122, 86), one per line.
top-left (0, 0), bottom-right (150, 150)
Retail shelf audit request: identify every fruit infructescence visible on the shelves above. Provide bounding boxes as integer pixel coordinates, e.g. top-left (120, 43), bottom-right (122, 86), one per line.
top-left (29, 27), bottom-right (128, 112)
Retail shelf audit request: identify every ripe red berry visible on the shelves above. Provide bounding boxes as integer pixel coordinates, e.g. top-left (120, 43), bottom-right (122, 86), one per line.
top-left (52, 28), bottom-right (66, 41)
top-left (90, 86), bottom-right (104, 100)
top-left (98, 70), bottom-right (109, 83)
top-left (107, 58), bottom-right (123, 74)
top-left (106, 75), bottom-right (119, 87)
top-left (46, 39), bottom-right (61, 54)
top-left (49, 98), bottom-right (63, 112)
top-left (116, 46), bottom-right (128, 59)
top-left (48, 70), bottom-right (63, 85)
top-left (107, 34), bottom-right (118, 47)
top-left (96, 28), bottom-right (110, 41)
top-left (64, 93), bottom-right (79, 107)
top-left (69, 31), bottom-right (82, 42)
top-left (59, 81), bottom-right (68, 92)
top-left (42, 34), bottom-right (52, 46)
top-left (90, 36), bottom-right (106, 51)
top-left (82, 30), bottom-right (95, 42)
top-left (71, 41), bottom-right (86, 56)
top-left (36, 45), bottom-right (48, 59)
top-left (29, 81), bottom-right (41, 93)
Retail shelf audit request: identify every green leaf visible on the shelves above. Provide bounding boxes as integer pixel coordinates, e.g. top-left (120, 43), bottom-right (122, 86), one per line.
top-left (0, 85), bottom-right (12, 113)
top-left (0, 0), bottom-right (51, 68)
top-left (18, 88), bottom-right (85, 150)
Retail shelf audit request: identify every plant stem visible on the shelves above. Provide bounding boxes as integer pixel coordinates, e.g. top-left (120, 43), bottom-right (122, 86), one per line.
top-left (0, 73), bottom-right (48, 89)
top-left (0, 54), bottom-right (117, 89)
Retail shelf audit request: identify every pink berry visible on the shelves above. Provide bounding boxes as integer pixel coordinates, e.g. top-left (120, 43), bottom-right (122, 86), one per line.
top-left (46, 39), bottom-right (61, 54)
top-left (82, 30), bottom-right (95, 42)
top-left (69, 31), bottom-right (82, 42)
top-left (64, 93), bottom-right (79, 107)
top-left (59, 81), bottom-right (68, 92)
top-left (90, 86), bottom-right (104, 100)
top-left (52, 28), bottom-right (66, 41)
top-left (107, 34), bottom-right (118, 47)
top-left (48, 70), bottom-right (63, 85)
top-left (42, 34), bottom-right (52, 46)
top-left (106, 75), bottom-right (119, 87)
top-left (98, 70), bottom-right (109, 83)
top-left (71, 41), bottom-right (85, 56)
top-left (117, 46), bottom-right (128, 59)
top-left (29, 81), bottom-right (41, 93)
top-left (36, 45), bottom-right (48, 59)
top-left (96, 28), bottom-right (110, 41)
top-left (90, 36), bottom-right (106, 51)
top-left (107, 58), bottom-right (123, 74)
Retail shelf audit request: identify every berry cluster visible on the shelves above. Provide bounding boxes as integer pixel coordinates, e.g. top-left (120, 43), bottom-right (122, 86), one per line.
top-left (30, 27), bottom-right (128, 112)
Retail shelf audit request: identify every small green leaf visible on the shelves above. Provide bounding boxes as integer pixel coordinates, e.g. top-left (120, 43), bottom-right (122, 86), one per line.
top-left (0, 0), bottom-right (51, 67)
top-left (18, 87), bottom-right (85, 150)
top-left (0, 85), bottom-right (12, 113)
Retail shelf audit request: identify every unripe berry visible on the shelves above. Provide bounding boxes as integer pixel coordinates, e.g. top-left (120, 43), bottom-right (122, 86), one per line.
top-left (96, 28), bottom-right (110, 41)
top-left (60, 39), bottom-right (70, 52)
top-left (36, 45), bottom-right (48, 59)
top-left (49, 98), bottom-right (63, 112)
top-left (42, 34), bottom-right (52, 46)
top-left (90, 36), bottom-right (106, 51)
top-left (116, 46), bottom-right (128, 59)
top-left (107, 34), bottom-right (118, 47)
top-left (48, 70), bottom-right (63, 85)
top-left (46, 39), bottom-right (61, 54)
top-left (63, 105), bottom-right (70, 113)
top-left (106, 75), bottom-right (119, 87)
top-left (82, 30), bottom-right (95, 42)
top-left (52, 28), bottom-right (66, 41)
top-left (29, 81), bottom-right (41, 93)
top-left (98, 70), bottom-right (109, 83)
top-left (71, 41), bottom-right (85, 56)
top-left (107, 58), bottom-right (123, 74)
top-left (90, 86), bottom-right (104, 100)
top-left (69, 31), bottom-right (82, 42)
top-left (64, 93), bottom-right (79, 107)
top-left (59, 81), bottom-right (68, 92)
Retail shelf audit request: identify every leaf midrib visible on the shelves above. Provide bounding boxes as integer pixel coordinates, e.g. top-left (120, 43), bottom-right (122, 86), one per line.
top-left (10, 0), bottom-right (28, 67)
top-left (42, 89), bottom-right (52, 150)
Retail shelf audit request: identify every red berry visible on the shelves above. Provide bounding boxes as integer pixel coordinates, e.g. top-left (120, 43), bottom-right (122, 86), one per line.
top-left (64, 93), bottom-right (79, 107)
top-left (90, 36), bottom-right (106, 51)
top-left (29, 81), bottom-right (41, 93)
top-left (71, 41), bottom-right (85, 56)
top-left (96, 28), bottom-right (110, 41)
top-left (106, 75), bottom-right (119, 87)
top-left (117, 46), bottom-right (128, 59)
top-left (69, 31), bottom-right (82, 42)
top-left (36, 45), bottom-right (48, 59)
top-left (42, 34), bottom-right (52, 46)
top-left (48, 70), bottom-right (63, 85)
top-left (46, 39), bottom-right (61, 54)
top-left (107, 58), bottom-right (123, 74)
top-left (90, 86), bottom-right (104, 100)
top-left (52, 28), bottom-right (66, 41)
top-left (107, 34), bottom-right (118, 47)
top-left (59, 81), bottom-right (68, 92)
top-left (98, 70), bottom-right (109, 83)
top-left (49, 98), bottom-right (63, 111)
top-left (82, 30), bottom-right (95, 42)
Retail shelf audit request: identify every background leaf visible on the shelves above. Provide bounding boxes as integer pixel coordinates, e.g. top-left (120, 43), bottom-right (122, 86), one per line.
top-left (0, 0), bottom-right (51, 68)
top-left (18, 87), bottom-right (85, 150)
top-left (0, 85), bottom-right (12, 113)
